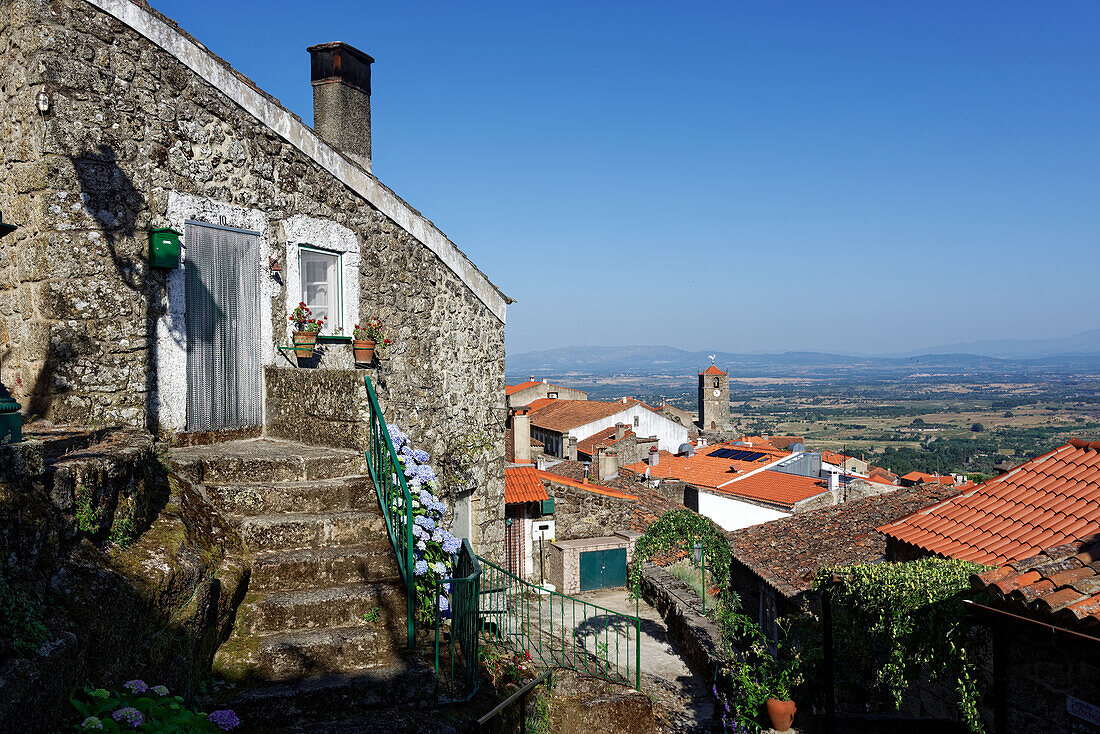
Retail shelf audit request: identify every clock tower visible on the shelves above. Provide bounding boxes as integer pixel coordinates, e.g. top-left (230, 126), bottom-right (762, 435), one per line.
top-left (698, 363), bottom-right (730, 431)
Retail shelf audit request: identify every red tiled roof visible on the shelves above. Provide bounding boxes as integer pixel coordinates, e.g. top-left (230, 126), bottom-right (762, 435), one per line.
top-left (526, 397), bottom-right (556, 411)
top-left (821, 450), bottom-right (851, 466)
top-left (713, 470), bottom-right (827, 510)
top-left (970, 533), bottom-right (1100, 635)
top-left (701, 365), bottom-right (727, 376)
top-left (767, 436), bottom-right (806, 450)
top-left (536, 469), bottom-right (638, 500)
top-left (618, 396), bottom-right (660, 412)
top-left (528, 400), bottom-right (631, 432)
top-left (505, 381), bottom-right (541, 396)
top-left (505, 465), bottom-right (550, 504)
top-left (901, 470), bottom-right (955, 485)
top-left (880, 439), bottom-right (1100, 565)
top-left (577, 426), bottom-right (634, 457)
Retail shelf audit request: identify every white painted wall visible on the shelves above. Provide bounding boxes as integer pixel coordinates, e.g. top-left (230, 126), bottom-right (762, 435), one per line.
top-left (696, 490), bottom-right (791, 531)
top-left (280, 215), bottom-right (360, 338)
top-left (566, 405), bottom-right (688, 453)
top-left (155, 192), bottom-right (272, 432)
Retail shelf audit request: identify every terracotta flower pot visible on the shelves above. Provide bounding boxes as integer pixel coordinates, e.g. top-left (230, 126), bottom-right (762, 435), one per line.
top-left (766, 698), bottom-right (796, 732)
top-left (293, 331), bottom-right (317, 358)
top-left (353, 338), bottom-right (376, 364)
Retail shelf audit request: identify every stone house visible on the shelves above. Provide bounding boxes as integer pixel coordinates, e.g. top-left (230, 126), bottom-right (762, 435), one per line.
top-left (505, 377), bottom-right (587, 408)
top-left (0, 0), bottom-right (508, 549)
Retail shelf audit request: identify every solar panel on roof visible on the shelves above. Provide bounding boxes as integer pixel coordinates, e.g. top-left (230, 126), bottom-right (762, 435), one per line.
top-left (711, 448), bottom-right (768, 462)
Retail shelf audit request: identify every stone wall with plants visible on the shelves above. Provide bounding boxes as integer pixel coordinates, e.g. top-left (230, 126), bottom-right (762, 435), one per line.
top-left (0, 0), bottom-right (506, 559)
top-left (0, 429), bottom-right (248, 732)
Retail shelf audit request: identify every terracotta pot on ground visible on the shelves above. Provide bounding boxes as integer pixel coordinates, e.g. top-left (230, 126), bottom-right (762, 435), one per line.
top-left (766, 698), bottom-right (796, 732)
top-left (353, 339), bottom-right (376, 364)
top-left (293, 331), bottom-right (317, 358)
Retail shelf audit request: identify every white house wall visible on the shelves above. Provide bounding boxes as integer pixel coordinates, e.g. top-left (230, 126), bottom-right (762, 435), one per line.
top-left (567, 405), bottom-right (688, 453)
top-left (696, 490), bottom-right (790, 531)
top-left (280, 215), bottom-right (361, 338)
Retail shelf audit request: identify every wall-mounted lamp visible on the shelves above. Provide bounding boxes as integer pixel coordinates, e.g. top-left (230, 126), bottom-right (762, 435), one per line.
top-left (0, 211), bottom-right (22, 444)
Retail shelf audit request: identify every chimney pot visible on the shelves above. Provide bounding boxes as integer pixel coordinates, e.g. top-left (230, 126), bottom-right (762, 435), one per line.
top-left (308, 41), bottom-right (374, 172)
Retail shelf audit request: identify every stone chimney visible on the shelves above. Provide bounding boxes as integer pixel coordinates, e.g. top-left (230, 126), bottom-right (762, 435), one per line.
top-left (308, 42), bottom-right (374, 172)
top-left (565, 436), bottom-right (578, 462)
top-left (614, 422), bottom-right (627, 441)
top-left (595, 448), bottom-right (619, 482)
top-left (512, 407), bottom-right (531, 464)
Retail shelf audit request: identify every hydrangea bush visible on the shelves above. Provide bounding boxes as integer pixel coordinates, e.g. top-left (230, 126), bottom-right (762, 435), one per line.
top-left (387, 423), bottom-right (463, 626)
top-left (71, 682), bottom-right (239, 732)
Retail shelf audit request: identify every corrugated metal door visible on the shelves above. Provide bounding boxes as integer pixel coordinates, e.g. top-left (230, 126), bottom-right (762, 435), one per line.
top-left (184, 221), bottom-right (263, 432)
top-left (579, 548), bottom-right (627, 591)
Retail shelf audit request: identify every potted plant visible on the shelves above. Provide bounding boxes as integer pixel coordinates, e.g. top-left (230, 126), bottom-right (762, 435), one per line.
top-left (719, 613), bottom-right (803, 733)
top-left (289, 302), bottom-right (324, 357)
top-left (353, 320), bottom-right (390, 364)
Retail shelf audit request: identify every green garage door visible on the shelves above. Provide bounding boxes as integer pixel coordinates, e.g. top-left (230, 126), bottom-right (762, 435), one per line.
top-left (579, 547), bottom-right (627, 591)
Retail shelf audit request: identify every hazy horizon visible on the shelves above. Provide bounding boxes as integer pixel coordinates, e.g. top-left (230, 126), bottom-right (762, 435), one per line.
top-left (155, 1), bottom-right (1100, 355)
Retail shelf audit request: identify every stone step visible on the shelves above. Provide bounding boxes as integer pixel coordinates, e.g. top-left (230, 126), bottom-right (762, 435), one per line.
top-left (207, 660), bottom-right (439, 731)
top-left (251, 544), bottom-right (400, 592)
top-left (207, 475), bottom-right (378, 516)
top-left (236, 511), bottom-right (385, 552)
top-left (213, 624), bottom-right (408, 683)
top-left (171, 439), bottom-right (366, 484)
top-left (240, 582), bottom-right (407, 635)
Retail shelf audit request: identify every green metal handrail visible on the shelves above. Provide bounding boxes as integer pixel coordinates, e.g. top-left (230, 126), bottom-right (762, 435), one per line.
top-left (362, 375), bottom-right (415, 648)
top-left (477, 555), bottom-right (642, 690)
top-left (435, 538), bottom-right (482, 702)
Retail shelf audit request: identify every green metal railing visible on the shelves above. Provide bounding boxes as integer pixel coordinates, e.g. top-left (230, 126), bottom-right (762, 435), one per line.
top-left (435, 539), bottom-right (482, 702)
top-left (477, 556), bottom-right (642, 689)
top-left (362, 375), bottom-right (415, 649)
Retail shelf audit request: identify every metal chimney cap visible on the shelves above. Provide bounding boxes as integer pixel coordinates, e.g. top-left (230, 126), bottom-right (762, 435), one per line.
top-left (308, 42), bottom-right (374, 94)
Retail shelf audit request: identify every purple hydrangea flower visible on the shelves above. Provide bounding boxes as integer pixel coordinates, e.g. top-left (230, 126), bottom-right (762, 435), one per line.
top-left (412, 449), bottom-right (430, 464)
top-left (151, 685), bottom-right (169, 696)
top-left (122, 680), bottom-right (147, 695)
top-left (81, 717), bottom-right (104, 731)
top-left (112, 707), bottom-right (143, 728)
top-left (414, 559), bottom-right (429, 576)
top-left (208, 709), bottom-right (241, 731)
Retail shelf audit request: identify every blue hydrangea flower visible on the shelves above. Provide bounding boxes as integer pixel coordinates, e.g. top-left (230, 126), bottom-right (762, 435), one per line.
top-left (432, 500), bottom-right (447, 515)
top-left (416, 539), bottom-right (427, 551)
top-left (151, 685), bottom-right (169, 696)
top-left (441, 532), bottom-right (461, 555)
top-left (431, 561), bottom-right (448, 576)
top-left (122, 680), bottom-right (147, 695)
top-left (113, 707), bottom-right (143, 728)
top-left (208, 710), bottom-right (241, 732)
top-left (412, 449), bottom-right (430, 464)
top-left (414, 515), bottom-right (435, 531)
top-left (438, 595), bottom-right (450, 612)
top-left (412, 524), bottom-right (427, 539)
top-left (431, 530), bottom-right (443, 543)
top-left (81, 717), bottom-right (104, 731)
top-left (419, 489), bottom-right (436, 505)
top-left (414, 559), bottom-right (428, 576)
top-left (442, 582), bottom-right (452, 593)
top-left (415, 465), bottom-right (436, 485)
top-left (387, 424), bottom-right (406, 449)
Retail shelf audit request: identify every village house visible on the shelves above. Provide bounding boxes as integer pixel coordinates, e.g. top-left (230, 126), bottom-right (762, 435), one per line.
top-left (527, 397), bottom-right (689, 460)
top-left (879, 438), bottom-right (1100, 564)
top-left (898, 470), bottom-right (958, 487)
top-left (505, 377), bottom-right (587, 407)
top-left (725, 483), bottom-right (963, 640)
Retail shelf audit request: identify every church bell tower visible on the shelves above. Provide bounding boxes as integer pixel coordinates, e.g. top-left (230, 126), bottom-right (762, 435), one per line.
top-left (698, 363), bottom-right (729, 431)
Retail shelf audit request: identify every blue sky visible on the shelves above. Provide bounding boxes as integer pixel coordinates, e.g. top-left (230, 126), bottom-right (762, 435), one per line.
top-left (155, 0), bottom-right (1100, 355)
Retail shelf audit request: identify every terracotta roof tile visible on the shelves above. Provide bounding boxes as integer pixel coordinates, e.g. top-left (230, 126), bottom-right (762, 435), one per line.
top-left (701, 365), bottom-right (727, 376)
top-left (576, 425), bottom-right (634, 458)
top-left (535, 469), bottom-right (638, 501)
top-left (505, 380), bottom-right (541, 396)
top-left (538, 460), bottom-right (681, 533)
top-left (882, 441), bottom-right (1100, 564)
top-left (972, 534), bottom-right (1100, 636)
top-left (528, 400), bottom-right (633, 432)
top-left (504, 466), bottom-right (549, 504)
top-left (901, 471), bottom-right (956, 485)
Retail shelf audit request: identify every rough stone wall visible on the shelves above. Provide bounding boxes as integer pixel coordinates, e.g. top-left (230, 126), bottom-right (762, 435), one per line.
top-left (0, 0), bottom-right (506, 558)
top-left (548, 481), bottom-right (636, 540)
top-left (0, 428), bottom-right (248, 731)
top-left (794, 479), bottom-right (897, 513)
top-left (640, 564), bottom-right (728, 685)
top-left (1004, 628), bottom-right (1100, 734)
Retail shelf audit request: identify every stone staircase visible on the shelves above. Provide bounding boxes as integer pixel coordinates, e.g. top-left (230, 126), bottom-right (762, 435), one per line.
top-left (171, 438), bottom-right (437, 731)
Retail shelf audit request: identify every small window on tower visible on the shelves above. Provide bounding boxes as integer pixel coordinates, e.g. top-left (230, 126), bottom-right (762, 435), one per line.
top-left (713, 378), bottom-right (720, 388)
top-left (548, 391), bottom-right (558, 399)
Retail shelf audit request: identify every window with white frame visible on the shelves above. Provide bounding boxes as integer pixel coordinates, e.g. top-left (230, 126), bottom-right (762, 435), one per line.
top-left (299, 247), bottom-right (342, 330)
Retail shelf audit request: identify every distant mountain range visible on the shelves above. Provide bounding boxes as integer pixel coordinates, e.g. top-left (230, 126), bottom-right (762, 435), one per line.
top-left (506, 330), bottom-right (1100, 378)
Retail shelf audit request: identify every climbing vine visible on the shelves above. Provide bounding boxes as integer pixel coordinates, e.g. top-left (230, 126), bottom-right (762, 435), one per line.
top-left (811, 558), bottom-right (991, 732)
top-left (628, 510), bottom-right (738, 632)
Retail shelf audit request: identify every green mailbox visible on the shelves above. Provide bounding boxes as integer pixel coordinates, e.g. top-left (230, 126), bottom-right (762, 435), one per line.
top-left (148, 227), bottom-right (182, 269)
top-left (540, 496), bottom-right (555, 515)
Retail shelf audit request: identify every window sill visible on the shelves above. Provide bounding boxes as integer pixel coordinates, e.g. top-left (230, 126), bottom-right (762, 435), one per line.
top-left (316, 335), bottom-right (352, 344)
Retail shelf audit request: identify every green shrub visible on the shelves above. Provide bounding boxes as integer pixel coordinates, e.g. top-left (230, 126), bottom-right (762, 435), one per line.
top-left (0, 569), bottom-right (49, 656)
top-left (70, 681), bottom-right (240, 732)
